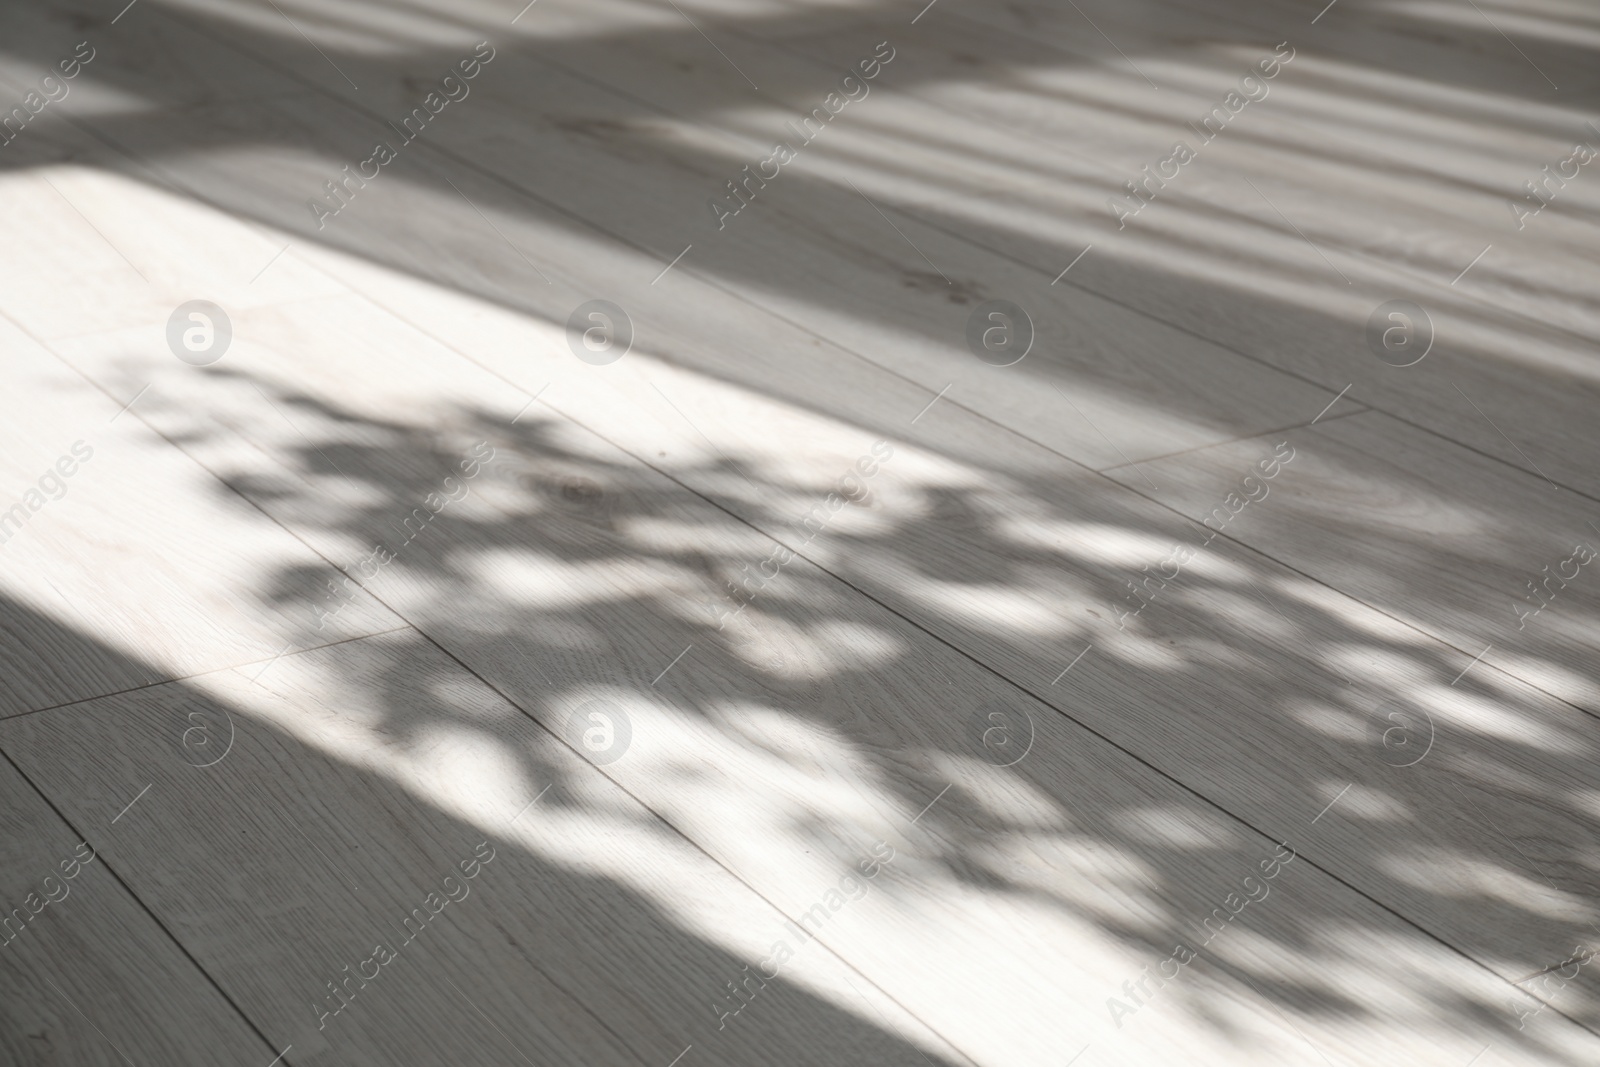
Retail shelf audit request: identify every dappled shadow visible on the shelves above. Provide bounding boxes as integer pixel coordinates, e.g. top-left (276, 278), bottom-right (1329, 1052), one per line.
top-left (21, 348), bottom-right (1595, 1062)
top-left (0, 590), bottom-right (966, 1066)
top-left (1, 0), bottom-right (1599, 1063)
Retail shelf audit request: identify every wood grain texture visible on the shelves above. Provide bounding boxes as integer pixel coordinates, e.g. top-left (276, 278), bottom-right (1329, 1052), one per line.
top-left (5, 0), bottom-right (1335, 471)
top-left (0, 744), bottom-right (272, 1065)
top-left (218, 201), bottom-right (1600, 1026)
top-left (0, 636), bottom-right (963, 1067)
top-left (756, 1), bottom-right (1600, 492)
top-left (561, 0), bottom-right (1598, 496)
top-left (35, 261), bottom-right (1600, 1063)
top-left (1, 0), bottom-right (1599, 1063)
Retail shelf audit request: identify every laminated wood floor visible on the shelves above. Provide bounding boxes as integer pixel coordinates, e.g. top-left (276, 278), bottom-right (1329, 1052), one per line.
top-left (1, 0), bottom-right (1598, 1064)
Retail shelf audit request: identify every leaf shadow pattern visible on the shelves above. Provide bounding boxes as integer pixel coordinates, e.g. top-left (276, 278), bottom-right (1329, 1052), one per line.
top-left (0, 0), bottom-right (1598, 1062)
top-left (17, 353), bottom-right (1593, 1064)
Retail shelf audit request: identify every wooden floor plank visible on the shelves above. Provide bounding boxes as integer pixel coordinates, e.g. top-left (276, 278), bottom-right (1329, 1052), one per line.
top-left (17, 0), bottom-right (1595, 499)
top-left (2, 1), bottom-right (1599, 1063)
top-left (37, 145), bottom-right (1600, 1015)
top-left (744, 3), bottom-right (1600, 492)
top-left (381, 264), bottom-right (1600, 1015)
top-left (0, 315), bottom-right (402, 717)
top-left (0, 634), bottom-right (963, 1067)
top-left (17, 32), bottom-right (1335, 472)
top-left (0, 738), bottom-right (274, 1065)
top-left (33, 248), bottom-right (1600, 1062)
top-left (1102, 409), bottom-right (1600, 707)
top-left (6, 516), bottom-right (1589, 1066)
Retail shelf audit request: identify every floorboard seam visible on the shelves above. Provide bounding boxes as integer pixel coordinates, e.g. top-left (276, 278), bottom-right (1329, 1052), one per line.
top-left (0, 625), bottom-right (415, 725)
top-left (11, 314), bottom-right (980, 1067)
top-left (1096, 403), bottom-right (1370, 470)
top-left (13, 12), bottom-right (1595, 1051)
top-left (0, 743), bottom-right (295, 1066)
